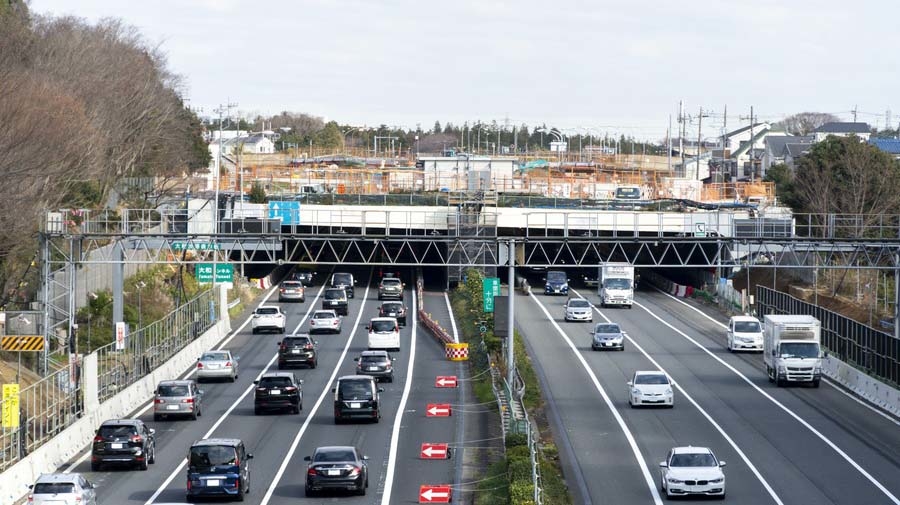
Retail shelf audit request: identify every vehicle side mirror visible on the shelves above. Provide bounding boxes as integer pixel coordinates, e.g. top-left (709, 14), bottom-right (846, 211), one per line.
top-left (277, 341), bottom-right (282, 346)
top-left (314, 340), bottom-right (319, 346)
top-left (391, 357), bottom-right (396, 361)
top-left (377, 387), bottom-right (384, 393)
top-left (149, 428), bottom-right (156, 435)
top-left (198, 390), bottom-right (205, 395)
top-left (234, 356), bottom-right (240, 361)
top-left (659, 462), bottom-right (668, 468)
top-left (353, 357), bottom-right (360, 361)
top-left (247, 453), bottom-right (254, 459)
top-left (331, 388), bottom-right (336, 393)
top-left (304, 456), bottom-right (312, 461)
top-left (822, 351), bottom-right (828, 358)
top-left (253, 380), bottom-right (259, 385)
top-left (365, 325), bottom-right (370, 330)
top-left (363, 455), bottom-right (370, 460)
top-left (626, 381), bottom-right (633, 386)
top-left (719, 461), bottom-right (726, 467)
top-left (298, 379), bottom-right (304, 384)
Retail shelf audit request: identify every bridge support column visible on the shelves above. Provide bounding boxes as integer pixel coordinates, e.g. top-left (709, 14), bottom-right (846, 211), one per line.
top-left (507, 239), bottom-right (515, 388)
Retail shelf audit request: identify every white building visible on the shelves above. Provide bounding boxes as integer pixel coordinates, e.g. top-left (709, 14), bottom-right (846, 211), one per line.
top-left (418, 155), bottom-right (517, 191)
top-left (813, 122), bottom-right (871, 142)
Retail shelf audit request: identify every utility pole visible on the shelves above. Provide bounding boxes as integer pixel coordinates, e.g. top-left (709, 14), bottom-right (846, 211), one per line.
top-left (679, 100), bottom-right (685, 177)
top-left (213, 101), bottom-right (237, 289)
top-left (667, 114), bottom-right (672, 173)
top-left (722, 105), bottom-right (728, 182)
top-left (852, 105), bottom-right (858, 123)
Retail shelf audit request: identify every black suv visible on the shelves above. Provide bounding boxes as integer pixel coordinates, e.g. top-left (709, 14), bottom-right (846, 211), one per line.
top-left (278, 334), bottom-right (318, 369)
top-left (91, 419), bottom-right (156, 471)
top-left (187, 438), bottom-right (253, 501)
top-left (254, 372), bottom-right (303, 415)
top-left (329, 272), bottom-right (356, 298)
top-left (354, 350), bottom-right (395, 382)
top-left (333, 375), bottom-right (383, 424)
top-left (378, 301), bottom-right (408, 326)
top-left (322, 288), bottom-right (349, 315)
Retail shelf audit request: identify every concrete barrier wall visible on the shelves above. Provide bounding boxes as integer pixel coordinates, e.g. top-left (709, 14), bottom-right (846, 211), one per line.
top-left (1, 316), bottom-right (231, 504)
top-left (823, 355), bottom-right (900, 418)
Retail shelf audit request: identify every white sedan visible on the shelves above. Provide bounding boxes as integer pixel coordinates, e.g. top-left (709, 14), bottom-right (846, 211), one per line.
top-left (659, 446), bottom-right (726, 499)
top-left (627, 370), bottom-right (674, 408)
top-left (308, 309), bottom-right (343, 334)
top-left (564, 298), bottom-right (593, 322)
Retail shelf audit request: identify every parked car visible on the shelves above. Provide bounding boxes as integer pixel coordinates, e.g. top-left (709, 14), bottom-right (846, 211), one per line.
top-left (378, 276), bottom-right (404, 300)
top-left (590, 322), bottom-right (626, 351)
top-left (329, 272), bottom-right (356, 298)
top-left (278, 334), bottom-right (318, 368)
top-left (333, 375), bottom-right (383, 424)
top-left (196, 350), bottom-right (239, 382)
top-left (322, 288), bottom-right (349, 316)
top-left (28, 473), bottom-right (97, 505)
top-left (628, 370), bottom-right (674, 408)
top-left (186, 438), bottom-right (253, 501)
top-left (251, 305), bottom-right (286, 334)
top-left (366, 317), bottom-right (401, 352)
top-left (378, 301), bottom-right (407, 326)
top-left (153, 379), bottom-right (203, 421)
top-left (564, 297), bottom-right (594, 322)
top-left (254, 372), bottom-right (303, 415)
top-left (304, 446), bottom-right (369, 497)
top-left (354, 350), bottom-right (395, 382)
top-left (659, 446), bottom-right (726, 499)
top-left (91, 419), bottom-right (156, 471)
top-left (309, 309), bottom-right (343, 334)
top-left (278, 280), bottom-right (306, 302)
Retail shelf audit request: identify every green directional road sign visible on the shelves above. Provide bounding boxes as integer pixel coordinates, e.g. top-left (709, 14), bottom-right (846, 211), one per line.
top-left (172, 241), bottom-right (221, 251)
top-left (197, 263), bottom-right (234, 284)
top-left (483, 277), bottom-right (501, 313)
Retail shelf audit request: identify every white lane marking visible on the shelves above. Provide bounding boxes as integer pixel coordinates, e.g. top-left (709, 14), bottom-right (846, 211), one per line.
top-left (571, 289), bottom-right (784, 505)
top-left (652, 290), bottom-right (900, 427)
top-left (380, 289), bottom-right (418, 504)
top-left (142, 285), bottom-right (325, 504)
top-left (529, 295), bottom-right (664, 505)
top-left (444, 292), bottom-right (459, 343)
top-left (632, 295), bottom-right (900, 505)
top-left (62, 283), bottom-right (289, 474)
top-left (259, 280), bottom-right (374, 504)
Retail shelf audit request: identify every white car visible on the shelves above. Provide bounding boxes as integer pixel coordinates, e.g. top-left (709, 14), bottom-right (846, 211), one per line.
top-left (309, 309), bottom-right (343, 334)
top-left (564, 298), bottom-right (593, 322)
top-left (28, 473), bottom-right (97, 505)
top-left (659, 446), bottom-right (726, 499)
top-left (726, 315), bottom-right (763, 352)
top-left (627, 370), bottom-right (674, 408)
top-left (252, 305), bottom-right (286, 334)
top-left (366, 317), bottom-right (401, 352)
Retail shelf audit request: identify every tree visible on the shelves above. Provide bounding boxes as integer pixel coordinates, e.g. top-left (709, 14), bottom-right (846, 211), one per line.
top-left (762, 163), bottom-right (799, 209)
top-left (433, 121), bottom-right (441, 134)
top-left (248, 181), bottom-right (267, 203)
top-left (776, 112), bottom-right (840, 136)
top-left (315, 121), bottom-right (344, 150)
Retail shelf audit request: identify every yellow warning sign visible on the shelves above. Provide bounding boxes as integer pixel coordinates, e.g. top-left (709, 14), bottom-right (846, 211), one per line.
top-left (2, 384), bottom-right (20, 428)
top-left (444, 342), bottom-right (469, 361)
top-left (0, 335), bottom-right (44, 351)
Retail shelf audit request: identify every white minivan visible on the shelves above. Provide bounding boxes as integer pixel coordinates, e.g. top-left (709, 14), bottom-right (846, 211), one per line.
top-left (726, 315), bottom-right (763, 352)
top-left (366, 317), bottom-right (400, 352)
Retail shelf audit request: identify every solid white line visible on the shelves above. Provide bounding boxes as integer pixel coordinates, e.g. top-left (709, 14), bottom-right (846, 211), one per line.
top-left (632, 294), bottom-right (900, 505)
top-left (571, 288), bottom-right (784, 505)
top-left (258, 280), bottom-right (374, 504)
top-left (529, 294), bottom-right (664, 505)
top-left (380, 289), bottom-right (418, 504)
top-left (444, 292), bottom-right (459, 343)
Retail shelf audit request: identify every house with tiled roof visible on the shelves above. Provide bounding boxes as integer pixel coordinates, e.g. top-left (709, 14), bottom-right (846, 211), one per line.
top-left (813, 122), bottom-right (871, 142)
top-left (763, 134), bottom-right (814, 174)
top-left (869, 138), bottom-right (900, 160)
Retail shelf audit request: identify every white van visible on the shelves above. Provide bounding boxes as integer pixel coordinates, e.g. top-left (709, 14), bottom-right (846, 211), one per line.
top-left (726, 315), bottom-right (763, 352)
top-left (366, 317), bottom-right (400, 352)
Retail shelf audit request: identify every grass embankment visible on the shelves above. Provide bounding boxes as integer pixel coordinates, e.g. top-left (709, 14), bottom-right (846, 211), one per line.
top-left (450, 269), bottom-right (572, 505)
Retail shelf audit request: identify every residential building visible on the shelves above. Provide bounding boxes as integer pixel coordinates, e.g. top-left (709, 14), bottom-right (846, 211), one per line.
top-left (813, 122), bottom-right (871, 142)
top-left (869, 138), bottom-right (900, 160)
top-left (763, 135), bottom-right (813, 175)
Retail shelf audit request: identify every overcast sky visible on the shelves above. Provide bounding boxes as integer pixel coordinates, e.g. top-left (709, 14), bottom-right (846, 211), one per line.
top-left (29, 0), bottom-right (900, 140)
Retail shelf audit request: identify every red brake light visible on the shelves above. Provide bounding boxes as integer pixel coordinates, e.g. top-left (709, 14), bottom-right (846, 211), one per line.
top-left (280, 288), bottom-right (285, 293)
top-left (348, 466), bottom-right (361, 476)
top-left (197, 362), bottom-right (203, 368)
top-left (279, 344), bottom-right (287, 351)
top-left (182, 398), bottom-right (194, 404)
top-left (285, 386), bottom-right (297, 392)
top-left (130, 435), bottom-right (143, 443)
top-left (305, 344), bottom-right (313, 349)
top-left (155, 399), bottom-right (164, 404)
top-left (307, 467), bottom-right (317, 476)
top-left (225, 361), bottom-right (232, 367)
top-left (93, 435), bottom-right (104, 442)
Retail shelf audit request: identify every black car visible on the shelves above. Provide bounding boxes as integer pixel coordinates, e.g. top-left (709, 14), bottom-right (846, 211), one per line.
top-left (322, 288), bottom-right (349, 316)
top-left (332, 375), bottom-right (383, 424)
top-left (254, 372), bottom-right (303, 415)
top-left (278, 334), bottom-right (318, 369)
top-left (329, 272), bottom-right (356, 298)
top-left (378, 301), bottom-right (408, 326)
top-left (292, 268), bottom-right (316, 286)
top-left (304, 446), bottom-right (369, 497)
top-left (354, 350), bottom-right (395, 382)
top-left (91, 419), bottom-right (156, 471)
top-left (187, 438), bottom-right (252, 501)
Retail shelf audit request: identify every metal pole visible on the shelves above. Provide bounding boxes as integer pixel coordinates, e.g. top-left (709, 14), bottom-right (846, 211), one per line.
top-left (507, 239), bottom-right (515, 388)
top-left (894, 251), bottom-right (899, 342)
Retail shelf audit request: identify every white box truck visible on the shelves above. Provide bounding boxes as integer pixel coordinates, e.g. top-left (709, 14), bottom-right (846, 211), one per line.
top-left (763, 314), bottom-right (823, 387)
top-left (597, 263), bottom-right (635, 308)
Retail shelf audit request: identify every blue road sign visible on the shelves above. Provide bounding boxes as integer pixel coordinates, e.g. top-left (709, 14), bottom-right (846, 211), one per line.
top-left (268, 201), bottom-right (301, 225)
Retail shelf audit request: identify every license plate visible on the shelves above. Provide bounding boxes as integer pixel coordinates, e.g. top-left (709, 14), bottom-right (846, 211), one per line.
top-left (327, 469), bottom-right (341, 476)
top-left (111, 443), bottom-right (124, 449)
top-left (350, 402), bottom-right (361, 408)
top-left (206, 479), bottom-right (221, 487)
top-left (330, 301), bottom-right (338, 305)
top-left (605, 342), bottom-right (614, 347)
top-left (167, 405), bottom-right (180, 410)
top-left (291, 350), bottom-right (300, 354)
top-left (208, 364), bottom-right (220, 369)
top-left (368, 367), bottom-right (379, 371)
top-left (271, 389), bottom-right (281, 395)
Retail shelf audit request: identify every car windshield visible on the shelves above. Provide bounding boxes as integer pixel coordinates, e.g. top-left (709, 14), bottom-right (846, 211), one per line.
top-left (604, 278), bottom-right (632, 290)
top-left (324, 290), bottom-right (344, 300)
top-left (338, 381), bottom-right (373, 400)
top-left (670, 452), bottom-right (716, 467)
top-left (594, 324), bottom-right (620, 334)
top-left (259, 377), bottom-right (293, 387)
top-left (780, 342), bottom-right (820, 358)
top-left (635, 374), bottom-right (668, 385)
top-left (371, 320), bottom-right (395, 332)
top-left (33, 483), bottom-right (76, 494)
top-left (190, 446), bottom-right (237, 467)
top-left (257, 307), bottom-right (279, 315)
top-left (158, 384), bottom-right (189, 396)
top-left (360, 355), bottom-right (388, 364)
top-left (314, 449), bottom-right (355, 462)
top-left (201, 352), bottom-right (229, 361)
top-left (546, 271), bottom-right (566, 282)
top-left (333, 273), bottom-right (352, 284)
top-left (98, 425), bottom-right (137, 437)
top-left (568, 299), bottom-right (590, 308)
top-left (734, 321), bottom-right (761, 332)
top-left (313, 312), bottom-right (335, 319)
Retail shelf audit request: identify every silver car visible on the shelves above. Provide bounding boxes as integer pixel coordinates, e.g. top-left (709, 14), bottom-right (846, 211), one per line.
top-left (29, 473), bottom-right (97, 505)
top-left (196, 350), bottom-right (239, 382)
top-left (309, 309), bottom-right (343, 334)
top-left (279, 280), bottom-right (306, 302)
top-left (564, 298), bottom-right (594, 322)
top-left (153, 379), bottom-right (203, 420)
top-left (590, 322), bottom-right (626, 351)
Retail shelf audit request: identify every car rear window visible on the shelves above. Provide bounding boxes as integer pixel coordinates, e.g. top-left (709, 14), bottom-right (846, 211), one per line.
top-left (382, 279), bottom-right (401, 286)
top-left (201, 352), bottom-right (229, 361)
top-left (259, 377), bottom-right (293, 387)
top-left (332, 273), bottom-right (352, 284)
top-left (257, 307), bottom-right (279, 315)
top-left (314, 449), bottom-right (355, 462)
top-left (371, 320), bottom-right (396, 332)
top-left (190, 445), bottom-right (237, 467)
top-left (360, 355), bottom-right (388, 364)
top-left (98, 424), bottom-right (137, 437)
top-left (282, 282), bottom-right (302, 289)
top-left (159, 385), bottom-right (189, 396)
top-left (338, 380), bottom-right (373, 400)
top-left (33, 482), bottom-right (76, 494)
top-left (383, 303), bottom-right (402, 311)
top-left (324, 290), bottom-right (345, 300)
top-left (284, 337), bottom-right (311, 346)
top-left (313, 311), bottom-right (334, 319)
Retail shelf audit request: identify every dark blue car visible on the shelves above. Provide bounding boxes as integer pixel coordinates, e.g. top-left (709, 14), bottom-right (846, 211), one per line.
top-left (186, 438), bottom-right (253, 501)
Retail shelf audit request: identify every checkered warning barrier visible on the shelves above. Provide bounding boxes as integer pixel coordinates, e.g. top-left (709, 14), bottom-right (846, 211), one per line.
top-left (444, 343), bottom-right (469, 361)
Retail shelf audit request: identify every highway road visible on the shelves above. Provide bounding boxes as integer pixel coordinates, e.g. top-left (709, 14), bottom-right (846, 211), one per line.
top-left (55, 268), bottom-right (468, 505)
top-left (518, 282), bottom-right (900, 505)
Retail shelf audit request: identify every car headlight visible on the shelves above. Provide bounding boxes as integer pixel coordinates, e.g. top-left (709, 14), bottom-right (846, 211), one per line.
top-left (664, 388), bottom-right (673, 395)
top-left (813, 366), bottom-right (822, 373)
top-left (708, 477), bottom-right (724, 484)
top-left (631, 388), bottom-right (641, 395)
top-left (777, 365), bottom-right (786, 373)
top-left (667, 477), bottom-right (683, 484)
